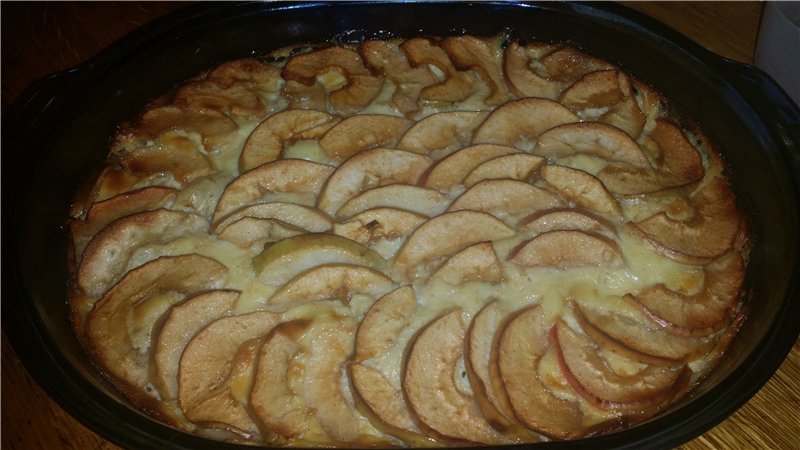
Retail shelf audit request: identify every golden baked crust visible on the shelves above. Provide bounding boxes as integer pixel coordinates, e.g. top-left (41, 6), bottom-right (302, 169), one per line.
top-left (68, 36), bottom-right (749, 446)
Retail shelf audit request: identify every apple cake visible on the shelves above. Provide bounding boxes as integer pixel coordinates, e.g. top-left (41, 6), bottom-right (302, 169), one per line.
top-left (67, 35), bottom-right (750, 446)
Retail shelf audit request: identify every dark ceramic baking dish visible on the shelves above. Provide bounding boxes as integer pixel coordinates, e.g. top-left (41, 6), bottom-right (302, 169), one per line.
top-left (3, 2), bottom-right (799, 449)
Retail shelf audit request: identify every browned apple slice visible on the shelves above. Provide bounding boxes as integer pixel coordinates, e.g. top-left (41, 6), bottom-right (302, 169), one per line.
top-left (463, 153), bottom-right (544, 187)
top-left (253, 233), bottom-right (386, 286)
top-left (214, 202), bottom-right (333, 236)
top-left (396, 110), bottom-right (490, 155)
top-left (535, 122), bottom-right (650, 168)
top-left (495, 305), bottom-right (587, 439)
top-left (403, 309), bottom-right (510, 444)
top-left (77, 209), bottom-right (209, 298)
top-left (440, 35), bottom-right (510, 105)
top-left (540, 165), bottom-right (623, 217)
top-left (519, 208), bottom-right (616, 235)
top-left (429, 242), bottom-right (504, 285)
top-left (540, 47), bottom-right (616, 82)
top-left (212, 159), bottom-right (334, 224)
top-left (631, 250), bottom-right (745, 335)
top-left (217, 217), bottom-right (305, 249)
top-left (317, 148), bottom-right (433, 216)
top-left (282, 78), bottom-right (327, 111)
top-left (401, 37), bottom-right (480, 103)
top-left (559, 70), bottom-right (645, 138)
top-left (319, 114), bottom-right (412, 162)
top-left (447, 179), bottom-right (563, 219)
top-left (239, 110), bottom-right (339, 171)
top-left (282, 45), bottom-right (383, 114)
top-left (503, 41), bottom-right (562, 100)
top-left (360, 39), bottom-right (438, 116)
top-left (552, 320), bottom-right (687, 410)
top-left (472, 98), bottom-right (579, 149)
top-left (178, 311), bottom-right (281, 438)
top-left (335, 184), bottom-right (449, 219)
top-left (628, 177), bottom-right (740, 264)
top-left (509, 230), bottom-right (623, 269)
top-left (268, 263), bottom-right (395, 305)
top-left (124, 105), bottom-right (239, 155)
top-left (332, 207), bottom-right (427, 254)
top-left (118, 130), bottom-right (216, 185)
top-left (151, 290), bottom-right (237, 401)
top-left (85, 255), bottom-right (227, 413)
top-left (420, 144), bottom-right (519, 191)
top-left (354, 286), bottom-right (416, 362)
top-left (393, 210), bottom-right (516, 279)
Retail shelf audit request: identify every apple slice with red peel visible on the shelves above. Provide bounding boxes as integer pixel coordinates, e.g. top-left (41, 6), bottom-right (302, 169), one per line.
top-left (360, 40), bottom-right (438, 116)
top-left (630, 250), bottom-right (745, 336)
top-left (509, 230), bottom-right (624, 269)
top-left (333, 207), bottom-right (427, 254)
top-left (267, 263), bottom-right (395, 305)
top-left (320, 114), bottom-right (412, 162)
top-left (540, 165), bottom-right (623, 218)
top-left (78, 209), bottom-right (209, 298)
top-left (403, 309), bottom-right (511, 445)
top-left (152, 290), bottom-right (238, 401)
top-left (503, 41), bottom-right (562, 100)
top-left (178, 311), bottom-right (281, 438)
top-left (86, 255), bottom-right (227, 413)
top-left (440, 35), bottom-right (510, 105)
top-left (552, 320), bottom-right (688, 411)
top-left (401, 38), bottom-right (480, 103)
top-left (495, 305), bottom-right (587, 439)
top-left (447, 179), bottom-right (563, 219)
top-left (396, 110), bottom-right (490, 155)
top-left (212, 159), bottom-right (334, 224)
top-left (463, 153), bottom-right (544, 187)
top-left (317, 148), bottom-right (433, 216)
top-left (214, 202), bottom-right (333, 236)
top-left (473, 98), bottom-right (579, 149)
top-left (420, 144), bottom-right (519, 191)
top-left (429, 242), bottom-right (504, 285)
top-left (519, 208), bottom-right (616, 235)
top-left (628, 177), bottom-right (740, 264)
top-left (335, 184), bottom-right (449, 219)
top-left (239, 110), bottom-right (339, 171)
top-left (535, 122), bottom-right (650, 168)
top-left (393, 210), bottom-right (516, 280)
top-left (253, 233), bottom-right (386, 286)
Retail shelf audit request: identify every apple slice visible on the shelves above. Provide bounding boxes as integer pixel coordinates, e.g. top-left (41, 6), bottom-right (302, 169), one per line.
top-left (217, 217), bottom-right (305, 249)
top-left (320, 114), bottom-right (411, 162)
top-left (447, 179), bottom-right (563, 219)
top-left (463, 153), bottom-right (544, 187)
top-left (473, 98), bottom-right (579, 149)
top-left (212, 159), bottom-right (334, 224)
top-left (429, 242), bottom-right (504, 285)
top-left (509, 230), bottom-right (624, 269)
top-left (85, 255), bottom-right (227, 411)
top-left (335, 184), bottom-right (449, 219)
top-left (359, 39), bottom-right (438, 116)
top-left (631, 250), bottom-right (745, 335)
top-left (283, 78), bottom-right (327, 111)
top-left (239, 110), bottom-right (339, 171)
top-left (440, 35), bottom-right (510, 105)
top-left (152, 290), bottom-right (238, 401)
top-left (403, 309), bottom-right (510, 445)
top-left (400, 37), bottom-right (480, 103)
top-left (519, 208), bottom-right (616, 235)
top-left (119, 130), bottom-right (215, 185)
top-left (540, 165), bottom-right (623, 217)
top-left (317, 148), bottom-right (433, 216)
top-left (495, 305), bottom-right (586, 439)
top-left (628, 177), bottom-right (740, 264)
top-left (282, 45), bottom-right (383, 114)
top-left (77, 209), bottom-right (209, 298)
top-left (396, 111), bottom-right (490, 155)
top-left (178, 311), bottom-right (281, 438)
top-left (253, 233), bottom-right (386, 286)
top-left (213, 202), bottom-right (333, 236)
top-left (503, 41), bottom-right (562, 100)
top-left (393, 210), bottom-right (516, 280)
top-left (268, 263), bottom-right (395, 305)
top-left (354, 285), bottom-right (417, 362)
top-left (540, 47), bottom-right (615, 82)
top-left (126, 105), bottom-right (238, 155)
top-left (559, 70), bottom-right (645, 138)
top-left (535, 122), bottom-right (650, 168)
top-left (420, 144), bottom-right (519, 191)
top-left (332, 207), bottom-right (427, 252)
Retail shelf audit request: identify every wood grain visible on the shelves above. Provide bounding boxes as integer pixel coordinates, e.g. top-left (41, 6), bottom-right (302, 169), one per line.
top-left (3, 2), bottom-right (798, 450)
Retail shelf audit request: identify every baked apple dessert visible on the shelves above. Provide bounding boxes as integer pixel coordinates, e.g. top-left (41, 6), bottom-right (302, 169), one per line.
top-left (67, 34), bottom-right (749, 446)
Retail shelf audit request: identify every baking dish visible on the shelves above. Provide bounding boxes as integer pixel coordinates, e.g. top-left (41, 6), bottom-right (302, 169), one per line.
top-left (3, 2), bottom-right (799, 449)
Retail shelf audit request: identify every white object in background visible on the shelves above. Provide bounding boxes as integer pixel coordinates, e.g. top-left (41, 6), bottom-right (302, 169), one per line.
top-left (755, 1), bottom-right (800, 106)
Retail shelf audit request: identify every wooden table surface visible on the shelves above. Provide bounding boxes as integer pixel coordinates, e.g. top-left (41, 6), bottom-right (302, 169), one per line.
top-left (2, 2), bottom-right (798, 449)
